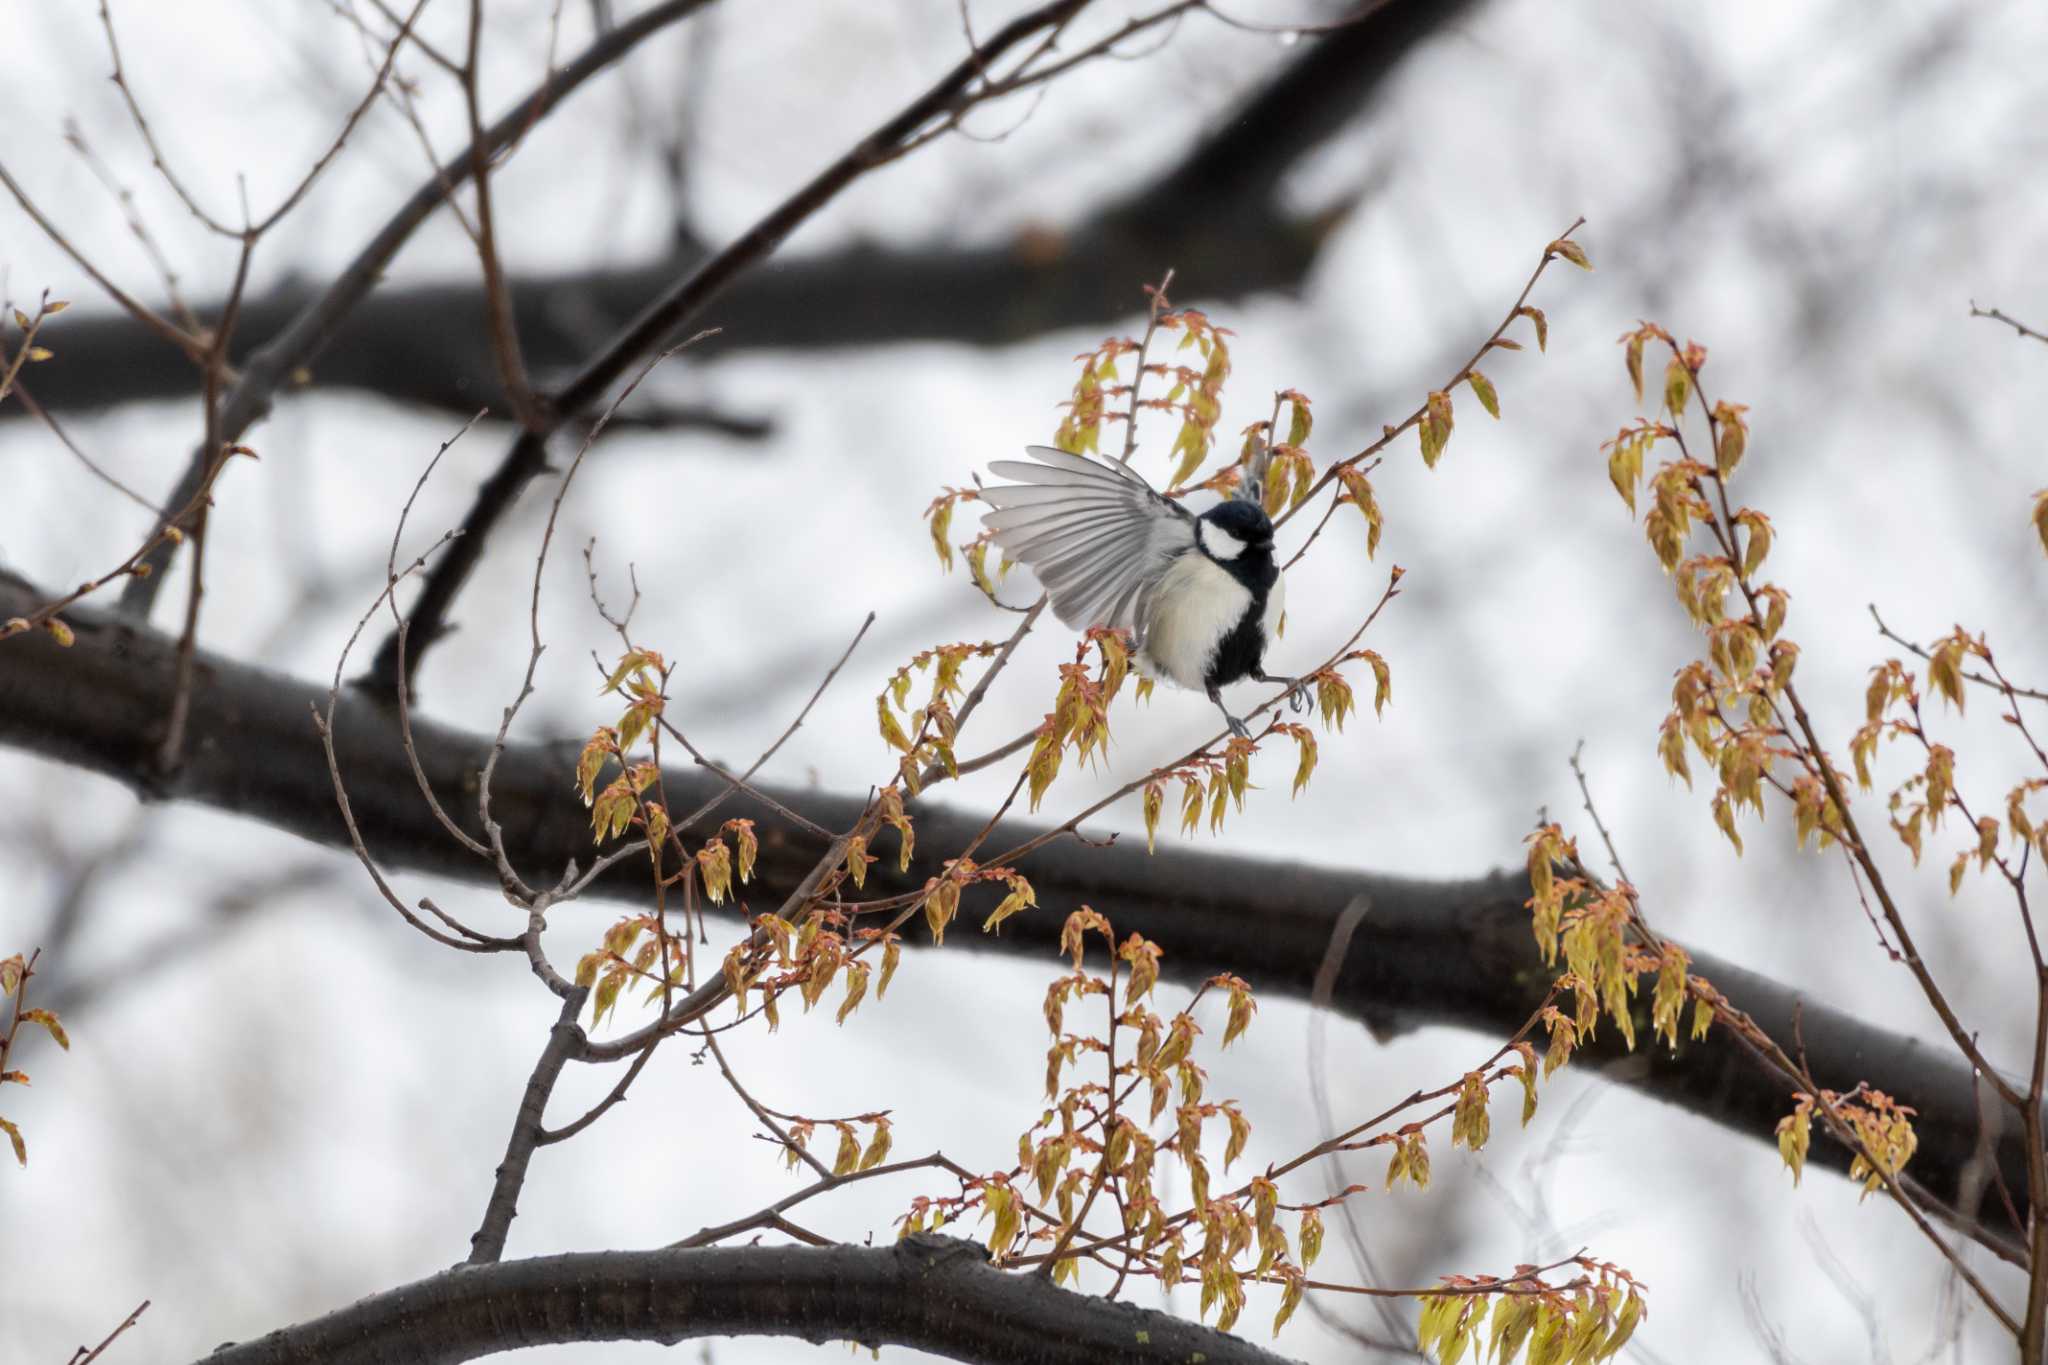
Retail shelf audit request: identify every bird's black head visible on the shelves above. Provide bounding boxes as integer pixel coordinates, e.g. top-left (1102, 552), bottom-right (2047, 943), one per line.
top-left (1197, 499), bottom-right (1274, 561)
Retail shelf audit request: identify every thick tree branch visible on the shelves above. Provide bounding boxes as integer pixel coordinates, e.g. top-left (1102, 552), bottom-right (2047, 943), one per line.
top-left (12, 0), bottom-right (1472, 423)
top-left (10, 225), bottom-right (1321, 421)
top-left (195, 1235), bottom-right (1301, 1365)
top-left (0, 570), bottom-right (2025, 1251)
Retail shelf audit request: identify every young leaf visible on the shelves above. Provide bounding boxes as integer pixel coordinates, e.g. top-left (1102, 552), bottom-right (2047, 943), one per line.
top-left (1285, 390), bottom-right (1313, 447)
top-left (1466, 370), bottom-right (1500, 419)
top-left (1298, 1207), bottom-right (1324, 1268)
top-left (1551, 237), bottom-right (1592, 270)
top-left (19, 1009), bottom-right (67, 1051)
top-left (1776, 1104), bottom-right (1812, 1185)
top-left (927, 496), bottom-right (955, 570)
top-left (1663, 357), bottom-right (1691, 418)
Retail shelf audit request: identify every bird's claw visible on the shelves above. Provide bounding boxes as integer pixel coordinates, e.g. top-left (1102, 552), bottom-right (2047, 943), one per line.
top-left (1226, 714), bottom-right (1252, 741)
top-left (1259, 672), bottom-right (1311, 715)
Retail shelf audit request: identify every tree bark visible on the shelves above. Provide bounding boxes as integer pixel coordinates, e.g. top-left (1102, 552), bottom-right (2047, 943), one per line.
top-left (196, 1235), bottom-right (1304, 1365)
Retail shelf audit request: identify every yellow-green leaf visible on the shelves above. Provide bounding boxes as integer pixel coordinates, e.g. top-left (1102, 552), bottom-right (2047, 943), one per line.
top-left (1551, 237), bottom-right (1592, 270)
top-left (1663, 357), bottom-right (1691, 418)
top-left (19, 1009), bottom-right (66, 1051)
top-left (1466, 370), bottom-right (1500, 419)
top-left (1777, 1104), bottom-right (1811, 1185)
top-left (877, 695), bottom-right (913, 753)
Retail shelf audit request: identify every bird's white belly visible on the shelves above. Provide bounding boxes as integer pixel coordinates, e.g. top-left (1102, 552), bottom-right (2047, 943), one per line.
top-left (1139, 555), bottom-right (1251, 691)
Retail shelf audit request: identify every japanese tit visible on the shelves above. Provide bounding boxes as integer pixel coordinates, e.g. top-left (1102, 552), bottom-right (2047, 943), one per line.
top-left (979, 443), bottom-right (1302, 738)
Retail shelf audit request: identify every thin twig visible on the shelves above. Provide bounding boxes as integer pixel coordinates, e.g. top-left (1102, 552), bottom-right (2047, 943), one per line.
top-left (97, 0), bottom-right (426, 237)
top-left (66, 1299), bottom-right (150, 1365)
top-left (461, 0), bottom-right (544, 430)
top-left (1276, 216), bottom-right (1588, 540)
top-left (0, 161), bottom-right (207, 364)
top-left (0, 372), bottom-right (159, 514)
top-left (1868, 604), bottom-right (2048, 704)
top-left (1567, 741), bottom-right (1632, 885)
top-left (1970, 302), bottom-right (2048, 346)
top-left (384, 411), bottom-right (498, 863)
top-left (63, 115), bottom-right (197, 329)
top-left (310, 546), bottom-right (519, 955)
top-left (538, 1035), bottom-right (659, 1146)
top-left (702, 1027), bottom-right (832, 1180)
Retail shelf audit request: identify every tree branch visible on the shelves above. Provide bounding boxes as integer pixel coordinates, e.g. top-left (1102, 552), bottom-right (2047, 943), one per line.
top-left (0, 569), bottom-right (2024, 1251)
top-left (468, 988), bottom-right (589, 1264)
top-left (195, 1235), bottom-right (1303, 1365)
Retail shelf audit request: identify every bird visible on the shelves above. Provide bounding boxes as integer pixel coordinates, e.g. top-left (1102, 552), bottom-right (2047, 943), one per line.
top-left (978, 443), bottom-right (1304, 738)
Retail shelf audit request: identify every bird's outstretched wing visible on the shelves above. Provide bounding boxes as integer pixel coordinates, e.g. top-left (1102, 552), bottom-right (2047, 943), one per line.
top-left (979, 445), bottom-right (1195, 636)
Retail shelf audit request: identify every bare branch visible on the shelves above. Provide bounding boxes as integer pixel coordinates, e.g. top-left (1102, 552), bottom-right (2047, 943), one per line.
top-left (67, 1300), bottom-right (150, 1365)
top-left (468, 989), bottom-right (589, 1264)
top-left (1970, 300), bottom-right (2048, 346)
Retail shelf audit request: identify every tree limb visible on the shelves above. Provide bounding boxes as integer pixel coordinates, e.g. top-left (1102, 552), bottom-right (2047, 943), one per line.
top-left (0, 570), bottom-right (2024, 1252)
top-left (196, 1234), bottom-right (1304, 1365)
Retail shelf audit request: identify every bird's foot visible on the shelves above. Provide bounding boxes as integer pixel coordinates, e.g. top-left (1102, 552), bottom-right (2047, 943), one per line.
top-left (1208, 684), bottom-right (1253, 740)
top-left (1256, 671), bottom-right (1311, 715)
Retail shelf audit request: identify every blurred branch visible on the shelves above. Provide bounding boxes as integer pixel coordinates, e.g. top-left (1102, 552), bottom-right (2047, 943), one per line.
top-left (67, 1299), bottom-right (150, 1365)
top-left (1970, 301), bottom-right (2048, 346)
top-left (196, 1235), bottom-right (1299, 1365)
top-left (0, 567), bottom-right (2032, 1256)
top-left (570, 401), bottom-right (771, 439)
top-left (10, 0), bottom-right (1476, 425)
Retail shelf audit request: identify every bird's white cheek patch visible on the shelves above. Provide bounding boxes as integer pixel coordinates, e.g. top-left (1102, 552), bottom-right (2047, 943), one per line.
top-left (1139, 555), bottom-right (1251, 691)
top-left (1198, 522), bottom-right (1248, 560)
